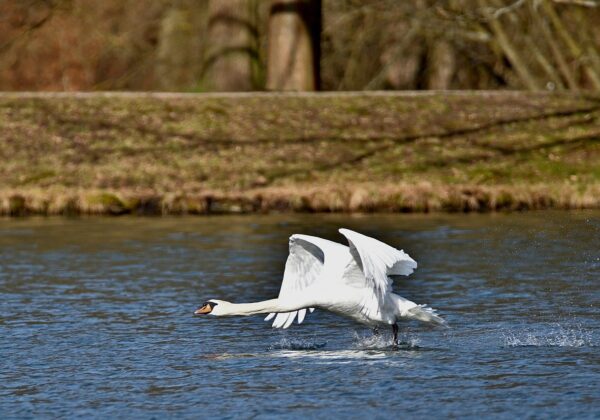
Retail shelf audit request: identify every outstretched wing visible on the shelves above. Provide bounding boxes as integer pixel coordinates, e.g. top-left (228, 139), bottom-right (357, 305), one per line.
top-left (266, 234), bottom-right (343, 329)
top-left (338, 228), bottom-right (417, 303)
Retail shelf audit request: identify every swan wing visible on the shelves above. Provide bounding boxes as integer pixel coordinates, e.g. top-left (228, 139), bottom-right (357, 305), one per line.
top-left (338, 228), bottom-right (417, 302)
top-left (267, 234), bottom-right (344, 329)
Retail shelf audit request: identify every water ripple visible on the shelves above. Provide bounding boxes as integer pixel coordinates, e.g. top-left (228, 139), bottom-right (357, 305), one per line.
top-left (1, 213), bottom-right (599, 418)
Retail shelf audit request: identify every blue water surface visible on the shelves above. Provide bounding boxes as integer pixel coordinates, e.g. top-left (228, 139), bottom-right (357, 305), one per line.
top-left (1, 212), bottom-right (599, 418)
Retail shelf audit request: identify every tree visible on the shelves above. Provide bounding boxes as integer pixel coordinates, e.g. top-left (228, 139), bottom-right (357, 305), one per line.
top-left (266, 0), bottom-right (321, 91)
top-left (156, 0), bottom-right (206, 91)
top-left (202, 0), bottom-right (258, 91)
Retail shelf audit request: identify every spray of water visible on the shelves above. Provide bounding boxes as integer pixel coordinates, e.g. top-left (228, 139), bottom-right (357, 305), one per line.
top-left (502, 323), bottom-right (595, 347)
top-left (266, 337), bottom-right (327, 351)
top-left (266, 330), bottom-right (423, 352)
top-left (352, 330), bottom-right (421, 350)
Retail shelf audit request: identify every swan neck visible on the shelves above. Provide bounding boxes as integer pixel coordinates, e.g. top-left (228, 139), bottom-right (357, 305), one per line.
top-left (223, 299), bottom-right (282, 316)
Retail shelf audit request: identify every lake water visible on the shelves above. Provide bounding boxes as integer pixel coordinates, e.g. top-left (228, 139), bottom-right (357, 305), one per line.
top-left (1, 212), bottom-right (599, 418)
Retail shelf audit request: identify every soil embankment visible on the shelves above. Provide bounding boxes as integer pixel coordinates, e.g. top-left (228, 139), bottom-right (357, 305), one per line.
top-left (1, 91), bottom-right (599, 215)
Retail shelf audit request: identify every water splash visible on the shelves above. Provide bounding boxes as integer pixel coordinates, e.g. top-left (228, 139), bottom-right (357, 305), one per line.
top-left (266, 338), bottom-right (327, 351)
top-left (352, 331), bottom-right (421, 350)
top-left (502, 323), bottom-right (596, 348)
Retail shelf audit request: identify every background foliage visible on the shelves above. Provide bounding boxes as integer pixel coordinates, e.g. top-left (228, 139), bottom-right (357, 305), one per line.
top-left (1, 0), bottom-right (599, 92)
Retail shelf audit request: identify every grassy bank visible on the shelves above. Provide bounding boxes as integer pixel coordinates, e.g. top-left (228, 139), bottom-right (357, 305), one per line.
top-left (1, 91), bottom-right (599, 215)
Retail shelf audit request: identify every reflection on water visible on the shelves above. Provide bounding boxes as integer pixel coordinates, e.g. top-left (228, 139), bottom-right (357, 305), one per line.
top-left (1, 212), bottom-right (599, 417)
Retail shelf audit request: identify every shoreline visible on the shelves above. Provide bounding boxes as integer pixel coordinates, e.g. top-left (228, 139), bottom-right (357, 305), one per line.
top-left (3, 183), bottom-right (598, 216)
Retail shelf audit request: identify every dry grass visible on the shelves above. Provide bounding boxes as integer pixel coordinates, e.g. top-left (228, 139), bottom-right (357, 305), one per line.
top-left (1, 91), bottom-right (599, 215)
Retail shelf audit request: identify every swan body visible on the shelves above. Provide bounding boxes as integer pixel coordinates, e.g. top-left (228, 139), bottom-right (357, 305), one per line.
top-left (195, 228), bottom-right (445, 342)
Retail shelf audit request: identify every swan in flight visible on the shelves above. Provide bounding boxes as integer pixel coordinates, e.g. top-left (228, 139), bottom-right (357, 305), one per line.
top-left (194, 228), bottom-right (445, 343)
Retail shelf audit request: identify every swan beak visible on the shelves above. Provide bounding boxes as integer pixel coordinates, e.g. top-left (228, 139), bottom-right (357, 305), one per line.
top-left (194, 304), bottom-right (212, 315)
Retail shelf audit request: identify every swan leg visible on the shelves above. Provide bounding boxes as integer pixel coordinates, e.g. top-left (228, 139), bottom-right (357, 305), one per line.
top-left (392, 323), bottom-right (399, 345)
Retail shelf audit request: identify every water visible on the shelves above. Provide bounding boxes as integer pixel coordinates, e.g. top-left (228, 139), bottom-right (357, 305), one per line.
top-left (1, 212), bottom-right (599, 418)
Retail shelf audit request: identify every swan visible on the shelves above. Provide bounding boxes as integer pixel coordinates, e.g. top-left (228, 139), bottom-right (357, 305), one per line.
top-left (194, 228), bottom-right (445, 343)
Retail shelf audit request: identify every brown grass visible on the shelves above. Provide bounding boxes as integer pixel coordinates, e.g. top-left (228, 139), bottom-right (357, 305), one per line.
top-left (1, 183), bottom-right (599, 216)
top-left (1, 91), bottom-right (599, 215)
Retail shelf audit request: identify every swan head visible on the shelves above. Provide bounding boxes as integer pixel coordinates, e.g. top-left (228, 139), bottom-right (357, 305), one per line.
top-left (194, 299), bottom-right (229, 316)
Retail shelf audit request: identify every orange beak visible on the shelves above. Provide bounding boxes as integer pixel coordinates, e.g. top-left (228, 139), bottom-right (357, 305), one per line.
top-left (194, 304), bottom-right (212, 315)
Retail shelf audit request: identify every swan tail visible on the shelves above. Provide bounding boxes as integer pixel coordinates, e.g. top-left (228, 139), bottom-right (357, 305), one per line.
top-left (406, 305), bottom-right (447, 327)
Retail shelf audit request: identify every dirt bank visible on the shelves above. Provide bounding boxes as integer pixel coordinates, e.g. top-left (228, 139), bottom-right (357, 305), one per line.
top-left (1, 91), bottom-right (599, 215)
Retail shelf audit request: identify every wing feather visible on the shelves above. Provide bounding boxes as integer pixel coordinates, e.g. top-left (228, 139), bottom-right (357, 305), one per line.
top-left (266, 235), bottom-right (340, 328)
top-left (297, 308), bottom-right (306, 324)
top-left (268, 230), bottom-right (413, 329)
top-left (339, 228), bottom-right (417, 302)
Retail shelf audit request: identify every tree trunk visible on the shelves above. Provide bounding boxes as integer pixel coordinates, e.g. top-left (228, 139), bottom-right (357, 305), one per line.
top-left (426, 39), bottom-right (455, 90)
top-left (156, 0), bottom-right (207, 91)
top-left (203, 0), bottom-right (255, 91)
top-left (266, 0), bottom-right (321, 91)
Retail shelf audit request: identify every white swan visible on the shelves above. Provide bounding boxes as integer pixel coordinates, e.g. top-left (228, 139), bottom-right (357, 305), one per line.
top-left (194, 228), bottom-right (445, 343)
